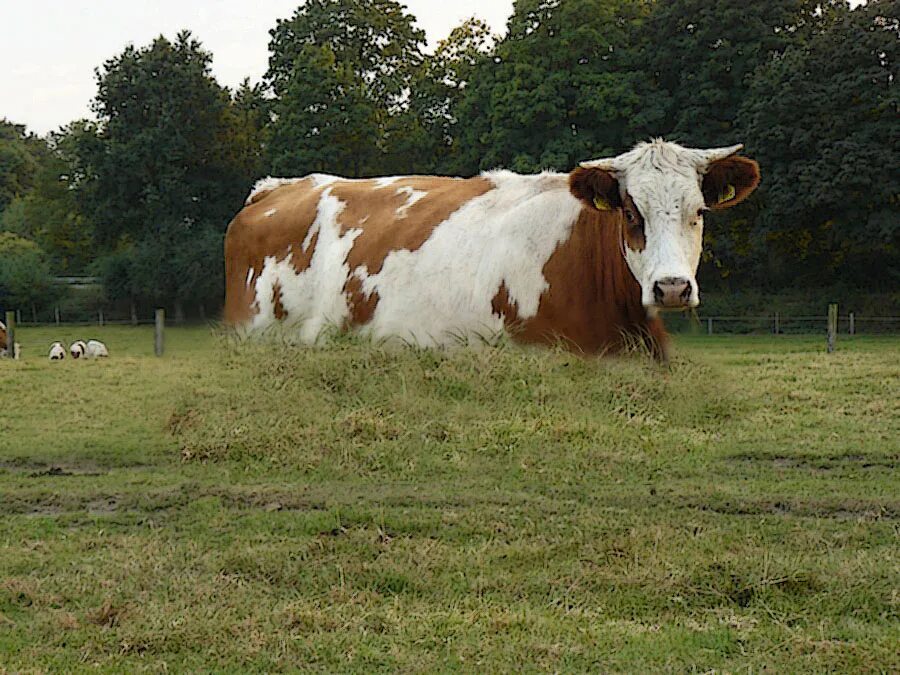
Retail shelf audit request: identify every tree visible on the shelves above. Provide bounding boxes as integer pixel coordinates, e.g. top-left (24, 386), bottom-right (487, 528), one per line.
top-left (267, 0), bottom-right (425, 112)
top-left (224, 79), bottom-right (271, 183)
top-left (77, 31), bottom-right (249, 245)
top-left (73, 32), bottom-right (253, 312)
top-left (384, 17), bottom-right (495, 174)
top-left (640, 0), bottom-right (833, 147)
top-left (0, 233), bottom-right (59, 312)
top-left (266, 0), bottom-right (425, 176)
top-left (0, 120), bottom-right (43, 213)
top-left (453, 0), bottom-right (666, 174)
top-left (268, 44), bottom-right (379, 176)
top-left (739, 0), bottom-right (899, 287)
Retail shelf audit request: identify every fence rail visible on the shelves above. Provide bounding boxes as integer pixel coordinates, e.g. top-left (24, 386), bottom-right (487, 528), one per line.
top-left (4, 310), bottom-right (900, 335)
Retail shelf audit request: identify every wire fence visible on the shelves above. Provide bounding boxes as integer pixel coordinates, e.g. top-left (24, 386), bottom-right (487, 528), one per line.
top-left (666, 313), bottom-right (900, 335)
top-left (4, 307), bottom-right (900, 335)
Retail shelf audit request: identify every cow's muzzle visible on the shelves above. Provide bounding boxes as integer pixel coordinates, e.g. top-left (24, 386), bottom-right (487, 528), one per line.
top-left (652, 277), bottom-right (693, 309)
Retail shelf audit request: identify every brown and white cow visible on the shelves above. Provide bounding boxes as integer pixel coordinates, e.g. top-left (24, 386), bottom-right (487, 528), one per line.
top-left (224, 140), bottom-right (759, 357)
top-left (0, 321), bottom-right (20, 359)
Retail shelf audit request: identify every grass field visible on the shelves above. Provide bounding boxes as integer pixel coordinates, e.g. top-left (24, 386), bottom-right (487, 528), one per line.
top-left (0, 326), bottom-right (897, 672)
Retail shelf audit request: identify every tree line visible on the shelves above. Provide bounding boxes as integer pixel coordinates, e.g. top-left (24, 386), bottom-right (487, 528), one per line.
top-left (0, 0), bottom-right (896, 317)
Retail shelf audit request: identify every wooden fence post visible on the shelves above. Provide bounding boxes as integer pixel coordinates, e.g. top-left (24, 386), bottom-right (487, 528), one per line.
top-left (849, 312), bottom-right (855, 336)
top-left (16, 309), bottom-right (21, 325)
top-left (707, 317), bottom-right (713, 335)
top-left (827, 304), bottom-right (838, 353)
top-left (773, 312), bottom-right (780, 335)
top-left (98, 308), bottom-right (104, 327)
top-left (54, 306), bottom-right (60, 326)
top-left (131, 300), bottom-right (138, 326)
top-left (4, 311), bottom-right (15, 359)
top-left (154, 308), bottom-right (165, 357)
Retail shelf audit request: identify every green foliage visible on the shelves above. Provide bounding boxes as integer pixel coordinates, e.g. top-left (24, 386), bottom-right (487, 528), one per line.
top-left (75, 31), bottom-right (250, 246)
top-left (385, 18), bottom-right (495, 174)
top-left (266, 0), bottom-right (425, 177)
top-left (740, 0), bottom-right (900, 287)
top-left (641, 0), bottom-right (821, 146)
top-left (96, 224), bottom-right (223, 308)
top-left (0, 120), bottom-right (43, 213)
top-left (269, 44), bottom-right (379, 176)
top-left (68, 31), bottom-right (254, 308)
top-left (453, 0), bottom-right (666, 174)
top-left (267, 0), bottom-right (425, 112)
top-left (0, 232), bottom-right (60, 311)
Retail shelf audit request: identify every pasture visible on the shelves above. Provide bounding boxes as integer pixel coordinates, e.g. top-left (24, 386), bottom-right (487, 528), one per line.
top-left (0, 326), bottom-right (897, 672)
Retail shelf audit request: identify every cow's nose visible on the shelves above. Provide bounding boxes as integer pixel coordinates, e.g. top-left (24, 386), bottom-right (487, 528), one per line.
top-left (652, 277), bottom-right (692, 308)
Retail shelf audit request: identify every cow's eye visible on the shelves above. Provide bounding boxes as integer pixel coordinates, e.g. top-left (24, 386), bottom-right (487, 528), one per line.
top-left (625, 208), bottom-right (637, 224)
top-left (696, 207), bottom-right (708, 218)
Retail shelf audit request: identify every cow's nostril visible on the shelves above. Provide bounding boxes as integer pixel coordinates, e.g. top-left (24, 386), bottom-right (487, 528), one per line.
top-left (653, 282), bottom-right (665, 303)
top-left (680, 281), bottom-right (692, 300)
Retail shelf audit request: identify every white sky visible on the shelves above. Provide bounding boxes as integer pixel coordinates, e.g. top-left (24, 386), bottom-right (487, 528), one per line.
top-left (0, 0), bottom-right (515, 135)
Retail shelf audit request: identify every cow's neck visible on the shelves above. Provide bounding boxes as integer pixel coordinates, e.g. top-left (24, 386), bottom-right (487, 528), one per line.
top-left (514, 206), bottom-right (666, 355)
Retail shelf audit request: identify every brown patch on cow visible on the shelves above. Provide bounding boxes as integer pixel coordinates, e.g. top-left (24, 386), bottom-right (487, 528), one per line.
top-left (272, 281), bottom-right (287, 321)
top-left (702, 156), bottom-right (761, 210)
top-left (344, 276), bottom-right (380, 327)
top-left (0, 322), bottom-right (7, 352)
top-left (330, 176), bottom-right (493, 275)
top-left (224, 177), bottom-right (319, 325)
top-left (491, 283), bottom-right (520, 324)
top-left (621, 193), bottom-right (646, 252)
top-left (289, 231), bottom-right (318, 275)
top-left (507, 206), bottom-right (668, 358)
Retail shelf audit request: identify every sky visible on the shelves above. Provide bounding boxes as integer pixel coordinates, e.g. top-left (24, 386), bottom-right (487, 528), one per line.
top-left (0, 0), bottom-right (515, 135)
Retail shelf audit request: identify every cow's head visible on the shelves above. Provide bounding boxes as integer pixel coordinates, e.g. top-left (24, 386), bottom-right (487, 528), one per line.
top-left (570, 140), bottom-right (759, 310)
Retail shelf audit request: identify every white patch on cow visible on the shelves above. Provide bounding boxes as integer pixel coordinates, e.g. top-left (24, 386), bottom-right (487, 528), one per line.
top-left (245, 267), bottom-right (255, 287)
top-left (245, 177), bottom-right (304, 204)
top-left (309, 174), bottom-right (340, 188)
top-left (395, 186), bottom-right (427, 218)
top-left (250, 188), bottom-right (363, 343)
top-left (264, 208), bottom-right (278, 218)
top-left (357, 171), bottom-right (580, 347)
top-left (374, 176), bottom-right (401, 189)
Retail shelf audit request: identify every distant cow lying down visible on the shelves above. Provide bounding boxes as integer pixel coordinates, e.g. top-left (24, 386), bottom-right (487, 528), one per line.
top-left (225, 139), bottom-right (760, 358)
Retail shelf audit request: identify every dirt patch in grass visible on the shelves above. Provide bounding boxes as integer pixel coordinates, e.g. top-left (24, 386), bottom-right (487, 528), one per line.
top-left (687, 495), bottom-right (898, 520)
top-left (725, 451), bottom-right (898, 473)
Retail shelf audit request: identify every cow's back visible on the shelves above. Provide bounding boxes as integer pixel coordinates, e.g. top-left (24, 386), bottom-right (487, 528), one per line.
top-left (224, 174), bottom-right (502, 339)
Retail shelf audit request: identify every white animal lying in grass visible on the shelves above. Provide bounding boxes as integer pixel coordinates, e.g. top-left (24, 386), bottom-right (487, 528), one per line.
top-left (69, 339), bottom-right (109, 359)
top-left (86, 339), bottom-right (109, 358)
top-left (69, 340), bottom-right (87, 359)
top-left (49, 342), bottom-right (66, 360)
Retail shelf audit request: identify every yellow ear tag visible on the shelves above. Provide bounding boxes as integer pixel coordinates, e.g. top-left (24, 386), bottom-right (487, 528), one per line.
top-left (593, 195), bottom-right (613, 211)
top-left (717, 183), bottom-right (736, 204)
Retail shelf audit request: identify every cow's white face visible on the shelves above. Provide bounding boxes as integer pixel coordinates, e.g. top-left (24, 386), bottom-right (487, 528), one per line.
top-left (570, 140), bottom-right (760, 311)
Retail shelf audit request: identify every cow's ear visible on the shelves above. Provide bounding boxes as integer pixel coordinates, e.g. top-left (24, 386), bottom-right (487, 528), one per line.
top-left (569, 167), bottom-right (622, 212)
top-left (702, 156), bottom-right (760, 210)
